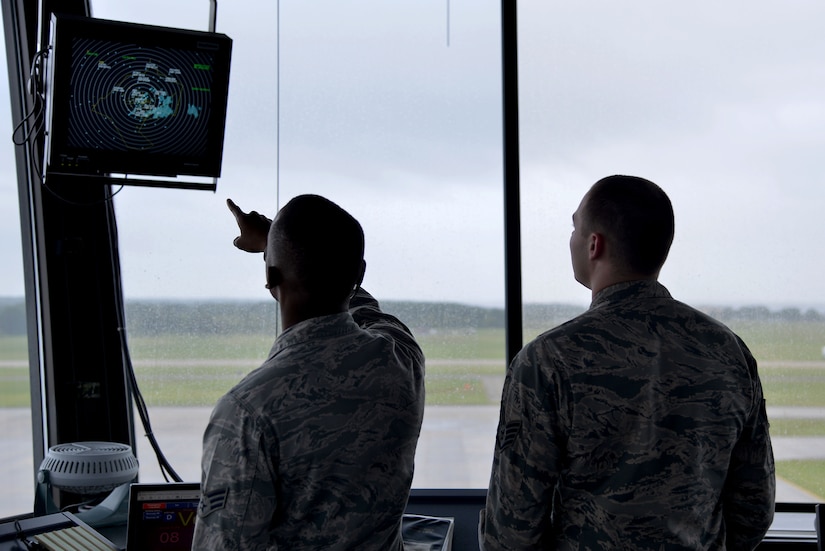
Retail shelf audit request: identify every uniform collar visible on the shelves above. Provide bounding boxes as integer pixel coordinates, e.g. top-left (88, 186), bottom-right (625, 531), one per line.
top-left (270, 312), bottom-right (358, 355)
top-left (590, 279), bottom-right (672, 310)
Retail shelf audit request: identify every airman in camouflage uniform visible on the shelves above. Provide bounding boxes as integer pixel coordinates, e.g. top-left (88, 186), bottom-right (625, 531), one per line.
top-left (193, 196), bottom-right (425, 550)
top-left (480, 176), bottom-right (775, 550)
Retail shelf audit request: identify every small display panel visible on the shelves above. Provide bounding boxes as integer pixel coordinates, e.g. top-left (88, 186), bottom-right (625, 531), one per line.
top-left (126, 483), bottom-right (201, 551)
top-left (45, 14), bottom-right (232, 179)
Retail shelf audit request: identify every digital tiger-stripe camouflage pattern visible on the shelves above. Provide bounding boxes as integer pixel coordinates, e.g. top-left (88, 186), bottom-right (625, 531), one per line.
top-left (481, 280), bottom-right (775, 551)
top-left (193, 288), bottom-right (425, 550)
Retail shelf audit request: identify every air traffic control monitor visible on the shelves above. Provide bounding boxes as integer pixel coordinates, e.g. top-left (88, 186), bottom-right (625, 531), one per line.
top-left (43, 14), bottom-right (232, 185)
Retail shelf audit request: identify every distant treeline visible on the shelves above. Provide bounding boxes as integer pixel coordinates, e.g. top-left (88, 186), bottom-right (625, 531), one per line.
top-left (123, 300), bottom-right (519, 336)
top-left (0, 298), bottom-right (823, 337)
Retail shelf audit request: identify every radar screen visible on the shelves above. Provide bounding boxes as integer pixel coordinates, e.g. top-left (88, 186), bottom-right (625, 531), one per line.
top-left (45, 15), bottom-right (232, 180)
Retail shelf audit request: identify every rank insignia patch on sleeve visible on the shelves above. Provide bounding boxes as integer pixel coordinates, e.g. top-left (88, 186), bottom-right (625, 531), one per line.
top-left (199, 487), bottom-right (229, 518)
top-left (499, 420), bottom-right (521, 451)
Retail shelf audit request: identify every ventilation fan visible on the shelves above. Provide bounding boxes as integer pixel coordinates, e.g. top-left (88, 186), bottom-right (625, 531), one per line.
top-left (34, 441), bottom-right (139, 527)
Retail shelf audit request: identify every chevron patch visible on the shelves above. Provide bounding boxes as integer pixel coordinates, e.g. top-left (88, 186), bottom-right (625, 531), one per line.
top-left (499, 421), bottom-right (521, 450)
top-left (198, 487), bottom-right (229, 518)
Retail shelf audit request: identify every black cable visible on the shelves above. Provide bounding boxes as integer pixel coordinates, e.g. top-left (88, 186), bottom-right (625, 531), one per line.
top-left (40, 179), bottom-right (126, 207)
top-left (8, 13), bottom-right (181, 489)
top-left (11, 48), bottom-right (47, 146)
top-left (106, 187), bottom-right (182, 483)
top-left (13, 519), bottom-right (43, 550)
top-left (10, 105), bottom-right (43, 146)
top-left (119, 326), bottom-right (182, 482)
top-left (12, 46), bottom-right (127, 207)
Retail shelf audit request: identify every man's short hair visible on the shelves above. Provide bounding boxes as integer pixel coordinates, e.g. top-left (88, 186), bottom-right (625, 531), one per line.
top-left (272, 194), bottom-right (365, 302)
top-left (583, 175), bottom-right (675, 275)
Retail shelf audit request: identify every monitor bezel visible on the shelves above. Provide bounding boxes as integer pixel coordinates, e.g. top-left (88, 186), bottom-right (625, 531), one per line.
top-left (44, 14), bottom-right (232, 180)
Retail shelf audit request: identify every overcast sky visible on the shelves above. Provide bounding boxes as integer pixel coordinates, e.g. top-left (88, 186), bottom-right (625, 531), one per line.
top-left (3, 0), bottom-right (825, 311)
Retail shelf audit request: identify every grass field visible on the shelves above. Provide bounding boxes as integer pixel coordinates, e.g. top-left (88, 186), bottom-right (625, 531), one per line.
top-left (773, 460), bottom-right (825, 501)
top-left (2, 324), bottom-right (825, 408)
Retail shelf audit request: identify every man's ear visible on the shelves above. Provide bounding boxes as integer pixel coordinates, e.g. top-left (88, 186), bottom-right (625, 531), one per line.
top-left (265, 265), bottom-right (282, 290)
top-left (589, 232), bottom-right (606, 260)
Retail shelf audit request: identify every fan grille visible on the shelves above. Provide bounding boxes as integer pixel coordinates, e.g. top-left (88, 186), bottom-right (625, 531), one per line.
top-left (40, 441), bottom-right (139, 494)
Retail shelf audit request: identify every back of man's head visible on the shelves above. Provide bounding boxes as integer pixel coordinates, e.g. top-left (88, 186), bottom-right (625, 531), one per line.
top-left (584, 175), bottom-right (675, 276)
top-left (271, 194), bottom-right (365, 304)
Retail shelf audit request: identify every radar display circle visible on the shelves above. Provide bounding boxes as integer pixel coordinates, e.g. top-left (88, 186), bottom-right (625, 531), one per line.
top-left (67, 37), bottom-right (214, 157)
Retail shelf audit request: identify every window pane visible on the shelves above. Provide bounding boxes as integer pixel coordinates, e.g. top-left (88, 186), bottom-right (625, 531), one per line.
top-left (0, 44), bottom-right (33, 516)
top-left (95, 0), bottom-right (504, 489)
top-left (93, 0), bottom-right (280, 485)
top-left (519, 1), bottom-right (825, 503)
top-left (275, 0), bottom-right (504, 489)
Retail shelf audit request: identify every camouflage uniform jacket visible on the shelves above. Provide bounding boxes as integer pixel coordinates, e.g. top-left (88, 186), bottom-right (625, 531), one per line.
top-left (193, 288), bottom-right (425, 550)
top-left (480, 280), bottom-right (775, 551)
